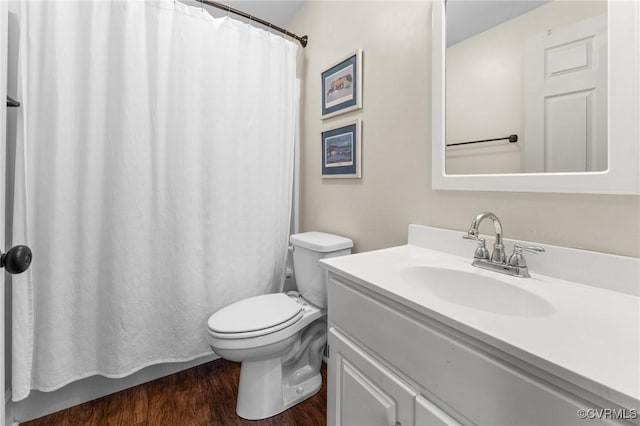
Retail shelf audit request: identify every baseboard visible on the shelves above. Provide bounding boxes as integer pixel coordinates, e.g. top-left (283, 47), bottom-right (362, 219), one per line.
top-left (13, 354), bottom-right (218, 423)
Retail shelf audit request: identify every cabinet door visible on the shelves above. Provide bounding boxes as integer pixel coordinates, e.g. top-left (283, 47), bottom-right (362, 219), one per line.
top-left (415, 395), bottom-right (461, 426)
top-left (328, 328), bottom-right (416, 426)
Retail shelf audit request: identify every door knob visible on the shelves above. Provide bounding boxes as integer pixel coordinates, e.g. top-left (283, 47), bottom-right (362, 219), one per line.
top-left (1, 245), bottom-right (32, 274)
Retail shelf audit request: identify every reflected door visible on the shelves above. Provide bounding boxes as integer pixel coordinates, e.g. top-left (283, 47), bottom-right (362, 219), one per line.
top-left (524, 14), bottom-right (607, 173)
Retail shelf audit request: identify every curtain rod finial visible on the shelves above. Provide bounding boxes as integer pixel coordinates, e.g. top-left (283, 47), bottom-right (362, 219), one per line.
top-left (300, 35), bottom-right (308, 48)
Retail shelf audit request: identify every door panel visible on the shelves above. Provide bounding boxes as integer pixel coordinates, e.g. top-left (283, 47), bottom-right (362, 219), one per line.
top-left (415, 395), bottom-right (461, 426)
top-left (328, 328), bottom-right (416, 426)
top-left (525, 14), bottom-right (607, 173)
top-left (544, 90), bottom-right (592, 172)
top-left (341, 360), bottom-right (396, 426)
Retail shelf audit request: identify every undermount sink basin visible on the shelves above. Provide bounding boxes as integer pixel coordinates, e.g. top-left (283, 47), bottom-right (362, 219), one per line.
top-left (401, 266), bottom-right (555, 317)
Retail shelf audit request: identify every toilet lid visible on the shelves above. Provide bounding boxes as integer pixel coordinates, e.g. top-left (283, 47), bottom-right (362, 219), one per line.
top-left (207, 293), bottom-right (302, 335)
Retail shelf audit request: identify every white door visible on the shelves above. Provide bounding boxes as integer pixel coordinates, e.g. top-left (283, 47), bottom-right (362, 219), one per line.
top-left (0, 1), bottom-right (8, 423)
top-left (328, 328), bottom-right (416, 426)
top-left (524, 14), bottom-right (607, 173)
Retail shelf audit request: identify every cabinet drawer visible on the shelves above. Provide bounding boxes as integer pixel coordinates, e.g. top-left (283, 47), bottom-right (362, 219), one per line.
top-left (328, 276), bottom-right (613, 426)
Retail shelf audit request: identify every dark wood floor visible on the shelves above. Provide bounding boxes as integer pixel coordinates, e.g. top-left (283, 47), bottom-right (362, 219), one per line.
top-left (22, 359), bottom-right (327, 426)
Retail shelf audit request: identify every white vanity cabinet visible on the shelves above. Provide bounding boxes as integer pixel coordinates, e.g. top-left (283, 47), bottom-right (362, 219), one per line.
top-left (328, 325), bottom-right (459, 426)
top-left (328, 328), bottom-right (418, 426)
top-left (326, 273), bottom-right (631, 426)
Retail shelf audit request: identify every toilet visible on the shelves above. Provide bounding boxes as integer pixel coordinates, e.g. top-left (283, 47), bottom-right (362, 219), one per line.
top-left (207, 231), bottom-right (353, 420)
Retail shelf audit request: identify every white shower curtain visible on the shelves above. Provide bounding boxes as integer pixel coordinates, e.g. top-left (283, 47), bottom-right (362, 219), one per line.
top-left (11, 0), bottom-right (298, 401)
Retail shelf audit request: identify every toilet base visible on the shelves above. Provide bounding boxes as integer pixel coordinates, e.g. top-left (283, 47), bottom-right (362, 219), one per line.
top-left (236, 358), bottom-right (322, 420)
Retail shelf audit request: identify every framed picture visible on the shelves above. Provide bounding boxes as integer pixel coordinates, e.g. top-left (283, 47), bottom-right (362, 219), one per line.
top-left (321, 119), bottom-right (362, 178)
top-left (321, 49), bottom-right (363, 119)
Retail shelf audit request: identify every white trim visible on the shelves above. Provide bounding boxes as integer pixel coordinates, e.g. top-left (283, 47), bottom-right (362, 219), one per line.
top-left (5, 390), bottom-right (15, 426)
top-left (431, 0), bottom-right (640, 194)
top-left (0, 2), bottom-right (8, 423)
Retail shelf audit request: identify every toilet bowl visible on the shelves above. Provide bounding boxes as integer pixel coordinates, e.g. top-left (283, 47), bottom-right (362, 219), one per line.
top-left (207, 232), bottom-right (353, 420)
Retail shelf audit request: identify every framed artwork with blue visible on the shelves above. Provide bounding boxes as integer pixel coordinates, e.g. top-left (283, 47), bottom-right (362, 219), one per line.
top-left (321, 119), bottom-right (362, 178)
top-left (321, 49), bottom-right (363, 119)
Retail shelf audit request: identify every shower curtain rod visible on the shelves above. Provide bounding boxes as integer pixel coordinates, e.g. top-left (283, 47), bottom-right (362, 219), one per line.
top-left (446, 134), bottom-right (518, 147)
top-left (194, 0), bottom-right (308, 47)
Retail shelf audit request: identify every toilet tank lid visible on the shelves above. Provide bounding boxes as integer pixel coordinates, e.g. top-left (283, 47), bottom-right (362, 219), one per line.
top-left (290, 232), bottom-right (353, 252)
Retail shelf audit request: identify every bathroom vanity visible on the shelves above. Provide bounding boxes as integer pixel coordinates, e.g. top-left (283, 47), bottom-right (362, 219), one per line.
top-left (321, 225), bottom-right (639, 426)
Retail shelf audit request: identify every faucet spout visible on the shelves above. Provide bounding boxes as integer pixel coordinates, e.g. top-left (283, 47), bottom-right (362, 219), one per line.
top-left (468, 211), bottom-right (503, 246)
top-left (467, 211), bottom-right (505, 263)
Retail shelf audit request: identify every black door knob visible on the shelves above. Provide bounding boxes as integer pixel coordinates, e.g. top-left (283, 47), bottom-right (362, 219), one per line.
top-left (1, 245), bottom-right (32, 274)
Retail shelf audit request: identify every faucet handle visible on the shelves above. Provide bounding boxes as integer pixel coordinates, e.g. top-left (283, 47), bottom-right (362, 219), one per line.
top-left (473, 238), bottom-right (490, 260)
top-left (514, 243), bottom-right (545, 254)
top-left (463, 233), bottom-right (490, 259)
top-left (508, 243), bottom-right (545, 268)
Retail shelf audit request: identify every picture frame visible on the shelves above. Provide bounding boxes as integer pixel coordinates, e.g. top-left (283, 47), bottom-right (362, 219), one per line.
top-left (321, 49), bottom-right (363, 119)
top-left (321, 119), bottom-right (362, 178)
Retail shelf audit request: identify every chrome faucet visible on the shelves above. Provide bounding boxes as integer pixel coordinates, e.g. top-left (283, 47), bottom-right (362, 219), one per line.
top-left (463, 212), bottom-right (544, 278)
top-left (464, 211), bottom-right (506, 263)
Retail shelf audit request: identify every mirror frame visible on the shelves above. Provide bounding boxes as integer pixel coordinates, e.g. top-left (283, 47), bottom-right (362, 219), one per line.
top-left (432, 0), bottom-right (639, 194)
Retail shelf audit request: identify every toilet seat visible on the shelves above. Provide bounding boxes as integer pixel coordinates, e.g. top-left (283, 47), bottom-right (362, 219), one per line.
top-left (208, 293), bottom-right (303, 339)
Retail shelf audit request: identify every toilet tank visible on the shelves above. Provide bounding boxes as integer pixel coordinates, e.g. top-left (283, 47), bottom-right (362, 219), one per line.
top-left (290, 232), bottom-right (353, 308)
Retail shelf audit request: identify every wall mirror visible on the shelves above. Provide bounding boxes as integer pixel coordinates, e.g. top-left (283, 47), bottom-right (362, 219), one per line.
top-left (431, 0), bottom-right (639, 193)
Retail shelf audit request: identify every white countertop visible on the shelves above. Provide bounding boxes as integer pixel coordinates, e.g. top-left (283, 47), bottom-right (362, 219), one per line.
top-left (322, 242), bottom-right (640, 410)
